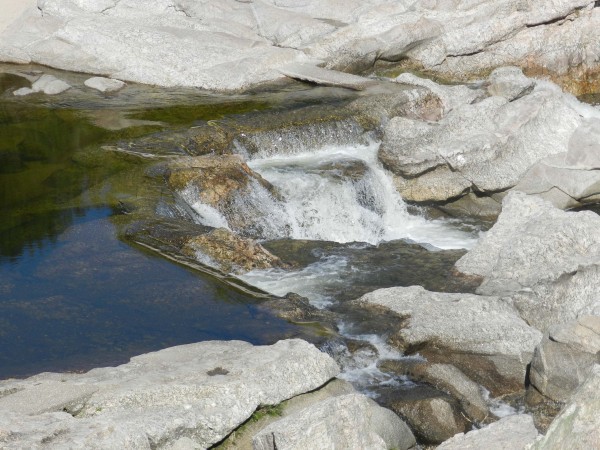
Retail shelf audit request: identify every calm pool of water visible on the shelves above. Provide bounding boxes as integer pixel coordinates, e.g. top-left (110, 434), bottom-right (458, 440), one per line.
top-left (0, 68), bottom-right (342, 379)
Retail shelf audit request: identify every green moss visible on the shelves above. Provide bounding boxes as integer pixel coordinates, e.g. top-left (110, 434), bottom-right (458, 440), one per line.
top-left (128, 100), bottom-right (272, 125)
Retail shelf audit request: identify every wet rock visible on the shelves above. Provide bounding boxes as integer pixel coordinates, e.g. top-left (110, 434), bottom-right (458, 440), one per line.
top-left (253, 393), bottom-right (415, 450)
top-left (0, 72), bottom-right (30, 93)
top-left (355, 286), bottom-right (542, 395)
top-left (437, 414), bottom-right (539, 450)
top-left (380, 79), bottom-right (587, 203)
top-left (380, 385), bottom-right (470, 445)
top-left (456, 192), bottom-right (600, 330)
top-left (529, 316), bottom-right (600, 403)
top-left (182, 228), bottom-right (284, 274)
top-left (0, 339), bottom-right (339, 449)
top-left (167, 154), bottom-right (281, 236)
top-left (380, 360), bottom-right (489, 423)
top-left (528, 364), bottom-right (600, 449)
top-left (167, 155), bottom-right (275, 206)
top-left (84, 76), bottom-right (125, 93)
top-left (259, 292), bottom-right (337, 327)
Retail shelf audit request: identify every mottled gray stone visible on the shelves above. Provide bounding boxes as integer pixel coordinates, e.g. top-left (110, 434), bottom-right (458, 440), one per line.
top-left (253, 393), bottom-right (415, 450)
top-left (437, 414), bottom-right (539, 450)
top-left (0, 339), bottom-right (340, 449)
top-left (528, 364), bottom-right (600, 449)
top-left (456, 191), bottom-right (600, 296)
top-left (2, 1), bottom-right (600, 91)
top-left (0, 381), bottom-right (96, 415)
top-left (380, 81), bottom-right (587, 203)
top-left (529, 316), bottom-right (600, 402)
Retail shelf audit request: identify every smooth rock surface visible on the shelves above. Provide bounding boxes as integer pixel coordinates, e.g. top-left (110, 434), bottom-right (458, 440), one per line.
top-left (355, 285), bottom-right (542, 394)
top-left (437, 414), bottom-right (539, 450)
top-left (253, 393), bottom-right (416, 450)
top-left (529, 316), bottom-right (600, 402)
top-left (0, 339), bottom-right (339, 449)
top-left (528, 364), bottom-right (600, 449)
top-left (279, 63), bottom-right (376, 90)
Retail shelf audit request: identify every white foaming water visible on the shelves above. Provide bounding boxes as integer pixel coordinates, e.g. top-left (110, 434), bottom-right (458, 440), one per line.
top-left (321, 322), bottom-right (420, 396)
top-left (183, 142), bottom-right (478, 249)
top-left (481, 387), bottom-right (525, 418)
top-left (246, 142), bottom-right (477, 249)
top-left (179, 185), bottom-right (230, 229)
top-left (240, 255), bottom-right (348, 308)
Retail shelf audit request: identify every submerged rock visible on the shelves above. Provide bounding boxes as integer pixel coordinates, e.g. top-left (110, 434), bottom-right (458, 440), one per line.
top-left (182, 227), bottom-right (285, 274)
top-left (354, 285), bottom-right (542, 395)
top-left (13, 74), bottom-right (71, 96)
top-left (84, 76), bottom-right (125, 93)
top-left (529, 316), bottom-right (600, 403)
top-left (437, 414), bottom-right (539, 450)
top-left (0, 339), bottom-right (339, 449)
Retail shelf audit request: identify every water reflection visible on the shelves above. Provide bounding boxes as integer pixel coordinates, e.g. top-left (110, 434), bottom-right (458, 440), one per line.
top-left (0, 208), bottom-right (297, 378)
top-left (0, 78), bottom-right (312, 379)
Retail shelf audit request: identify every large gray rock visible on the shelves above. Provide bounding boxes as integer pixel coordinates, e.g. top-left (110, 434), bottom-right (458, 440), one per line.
top-left (253, 393), bottom-right (416, 450)
top-left (437, 414), bottom-right (539, 450)
top-left (0, 339), bottom-right (340, 449)
top-left (380, 79), bottom-right (589, 203)
top-left (513, 117), bottom-right (600, 208)
top-left (456, 192), bottom-right (600, 295)
top-left (355, 285), bottom-right (542, 395)
top-left (528, 364), bottom-right (600, 449)
top-left (455, 192), bottom-right (600, 330)
top-left (529, 316), bottom-right (600, 402)
top-left (2, 1), bottom-right (600, 92)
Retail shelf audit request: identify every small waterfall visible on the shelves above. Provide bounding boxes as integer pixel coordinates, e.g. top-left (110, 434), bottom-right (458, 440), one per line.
top-left (183, 141), bottom-right (478, 249)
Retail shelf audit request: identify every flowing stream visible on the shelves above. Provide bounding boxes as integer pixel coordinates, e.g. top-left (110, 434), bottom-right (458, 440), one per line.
top-left (182, 139), bottom-right (481, 393)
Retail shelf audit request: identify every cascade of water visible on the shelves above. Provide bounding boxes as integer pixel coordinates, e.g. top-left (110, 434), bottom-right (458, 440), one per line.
top-left (183, 141), bottom-right (479, 249)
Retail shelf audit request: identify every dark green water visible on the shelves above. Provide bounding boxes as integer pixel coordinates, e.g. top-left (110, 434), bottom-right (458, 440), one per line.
top-left (0, 70), bottom-right (347, 379)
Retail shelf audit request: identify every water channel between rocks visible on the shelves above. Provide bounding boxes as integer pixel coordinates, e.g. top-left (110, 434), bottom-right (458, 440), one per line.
top-left (2, 64), bottom-right (490, 407)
